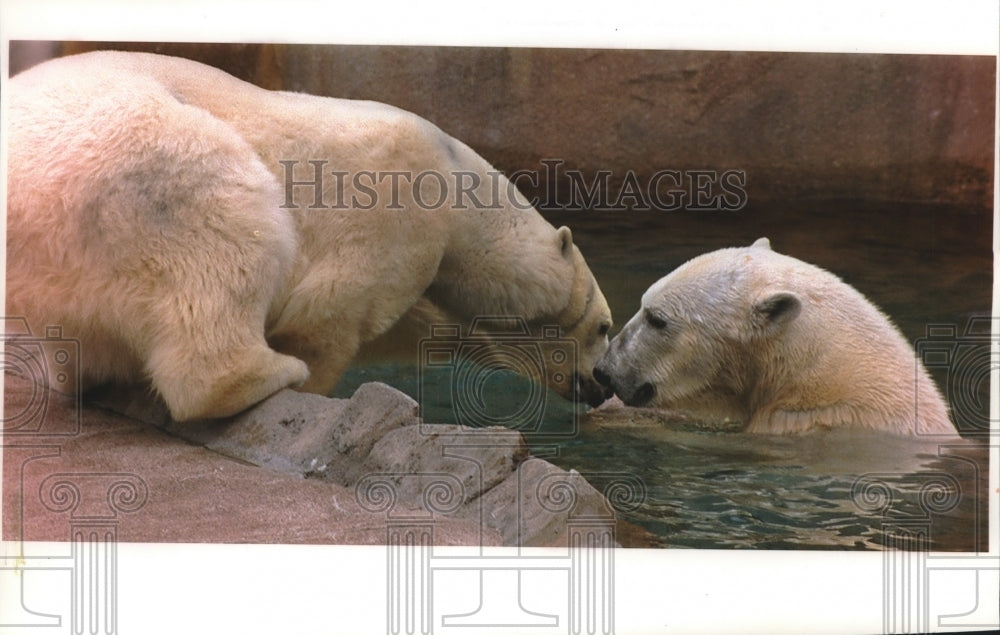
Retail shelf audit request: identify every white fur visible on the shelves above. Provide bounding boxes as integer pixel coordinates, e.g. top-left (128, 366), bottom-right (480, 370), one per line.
top-left (7, 51), bottom-right (612, 421)
top-left (595, 238), bottom-right (957, 436)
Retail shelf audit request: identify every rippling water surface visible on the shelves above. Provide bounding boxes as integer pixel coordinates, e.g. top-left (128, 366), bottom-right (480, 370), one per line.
top-left (565, 408), bottom-right (988, 550)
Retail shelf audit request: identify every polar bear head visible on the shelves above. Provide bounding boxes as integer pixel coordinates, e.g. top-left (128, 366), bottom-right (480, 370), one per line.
top-left (543, 226), bottom-right (615, 407)
top-left (593, 237), bottom-right (956, 435)
top-left (593, 237), bottom-right (807, 417)
top-left (429, 184), bottom-right (613, 408)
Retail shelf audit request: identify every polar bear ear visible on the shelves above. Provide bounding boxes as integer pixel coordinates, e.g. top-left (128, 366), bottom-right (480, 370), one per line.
top-left (751, 237), bottom-right (772, 250)
top-left (753, 291), bottom-right (801, 330)
top-left (557, 226), bottom-right (574, 258)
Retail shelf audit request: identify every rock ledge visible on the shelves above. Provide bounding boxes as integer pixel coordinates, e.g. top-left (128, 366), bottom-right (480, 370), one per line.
top-left (4, 374), bottom-right (639, 547)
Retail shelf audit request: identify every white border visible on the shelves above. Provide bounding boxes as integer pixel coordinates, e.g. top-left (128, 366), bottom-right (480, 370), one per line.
top-left (1, 1), bottom-right (998, 634)
top-left (0, 0), bottom-right (998, 54)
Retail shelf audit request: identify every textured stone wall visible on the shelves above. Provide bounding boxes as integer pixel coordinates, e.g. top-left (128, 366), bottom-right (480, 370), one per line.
top-left (15, 41), bottom-right (993, 209)
top-left (278, 46), bottom-right (995, 208)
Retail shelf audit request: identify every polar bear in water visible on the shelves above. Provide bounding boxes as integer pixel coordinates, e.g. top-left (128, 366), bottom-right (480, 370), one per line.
top-left (594, 238), bottom-right (956, 436)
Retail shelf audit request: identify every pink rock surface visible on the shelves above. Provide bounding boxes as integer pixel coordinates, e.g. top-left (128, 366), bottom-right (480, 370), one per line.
top-left (4, 373), bottom-right (648, 547)
top-left (2, 374), bottom-right (499, 545)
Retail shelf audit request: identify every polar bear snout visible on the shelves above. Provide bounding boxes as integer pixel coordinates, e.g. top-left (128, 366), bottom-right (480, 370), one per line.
top-left (590, 365), bottom-right (626, 405)
top-left (594, 348), bottom-right (640, 406)
top-left (593, 336), bottom-right (623, 398)
top-left (592, 365), bottom-right (612, 391)
top-left (626, 382), bottom-right (656, 407)
top-left (593, 336), bottom-right (653, 407)
top-left (577, 371), bottom-right (613, 408)
top-left (592, 361), bottom-right (655, 408)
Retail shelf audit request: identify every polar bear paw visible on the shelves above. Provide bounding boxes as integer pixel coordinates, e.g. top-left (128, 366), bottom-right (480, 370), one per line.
top-left (158, 347), bottom-right (309, 422)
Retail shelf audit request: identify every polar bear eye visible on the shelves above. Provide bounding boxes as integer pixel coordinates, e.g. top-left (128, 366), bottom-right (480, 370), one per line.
top-left (645, 310), bottom-right (667, 330)
top-left (598, 322), bottom-right (610, 337)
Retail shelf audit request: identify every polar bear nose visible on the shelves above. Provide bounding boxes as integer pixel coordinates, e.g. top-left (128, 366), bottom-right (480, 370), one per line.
top-left (628, 382), bottom-right (656, 407)
top-left (592, 365), bottom-right (612, 389)
top-left (576, 371), bottom-right (613, 408)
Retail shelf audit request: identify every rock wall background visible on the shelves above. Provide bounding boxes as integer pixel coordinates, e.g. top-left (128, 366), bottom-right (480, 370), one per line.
top-left (10, 41), bottom-right (995, 209)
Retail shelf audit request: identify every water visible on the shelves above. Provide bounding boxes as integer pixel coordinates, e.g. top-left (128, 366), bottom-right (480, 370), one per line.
top-left (334, 201), bottom-right (993, 550)
top-left (569, 409), bottom-right (989, 550)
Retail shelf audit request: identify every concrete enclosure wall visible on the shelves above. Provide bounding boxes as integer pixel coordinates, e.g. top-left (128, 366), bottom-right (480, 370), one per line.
top-left (11, 41), bottom-right (996, 208)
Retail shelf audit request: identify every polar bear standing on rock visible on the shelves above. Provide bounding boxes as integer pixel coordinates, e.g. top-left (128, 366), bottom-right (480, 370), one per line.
top-left (7, 51), bottom-right (613, 421)
top-left (594, 238), bottom-right (957, 436)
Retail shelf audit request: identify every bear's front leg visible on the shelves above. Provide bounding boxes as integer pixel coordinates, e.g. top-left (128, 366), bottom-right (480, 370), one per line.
top-left (148, 337), bottom-right (309, 422)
